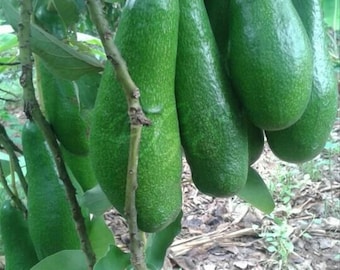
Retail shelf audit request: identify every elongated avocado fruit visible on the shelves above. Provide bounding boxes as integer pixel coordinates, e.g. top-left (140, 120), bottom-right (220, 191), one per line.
top-left (0, 200), bottom-right (39, 270)
top-left (227, 0), bottom-right (313, 131)
top-left (36, 58), bottom-right (89, 155)
top-left (265, 0), bottom-right (338, 163)
top-left (204, 0), bottom-right (230, 58)
top-left (90, 0), bottom-right (182, 232)
top-left (61, 145), bottom-right (97, 192)
top-left (176, 0), bottom-right (248, 197)
top-left (22, 121), bottom-right (80, 259)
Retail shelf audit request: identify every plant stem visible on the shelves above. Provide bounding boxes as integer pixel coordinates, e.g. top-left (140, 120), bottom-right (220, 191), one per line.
top-left (86, 1), bottom-right (150, 269)
top-left (125, 125), bottom-right (147, 270)
top-left (0, 123), bottom-right (27, 195)
top-left (17, 1), bottom-right (96, 269)
top-left (0, 161), bottom-right (27, 216)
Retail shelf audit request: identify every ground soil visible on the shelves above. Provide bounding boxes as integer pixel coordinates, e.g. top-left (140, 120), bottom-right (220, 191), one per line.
top-left (105, 118), bottom-right (340, 270)
top-left (0, 85), bottom-right (339, 270)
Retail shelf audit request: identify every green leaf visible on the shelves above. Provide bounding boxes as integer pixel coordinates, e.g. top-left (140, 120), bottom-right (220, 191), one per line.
top-left (52, 0), bottom-right (80, 27)
top-left (267, 245), bottom-right (277, 253)
top-left (0, 56), bottom-right (18, 73)
top-left (145, 211), bottom-right (183, 270)
top-left (94, 245), bottom-right (130, 270)
top-left (0, 33), bottom-right (17, 52)
top-left (88, 215), bottom-right (115, 259)
top-left (1, 0), bottom-right (104, 80)
top-left (0, 56), bottom-right (16, 63)
top-left (322, 0), bottom-right (340, 30)
top-left (0, 152), bottom-right (11, 178)
top-left (237, 167), bottom-right (275, 214)
top-left (76, 72), bottom-right (101, 110)
top-left (31, 250), bottom-right (87, 270)
top-left (79, 184), bottom-right (112, 216)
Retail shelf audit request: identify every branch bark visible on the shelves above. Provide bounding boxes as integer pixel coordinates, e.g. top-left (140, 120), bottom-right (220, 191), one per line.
top-left (17, 1), bottom-right (96, 269)
top-left (0, 123), bottom-right (26, 195)
top-left (86, 1), bottom-right (150, 269)
top-left (0, 161), bottom-right (27, 216)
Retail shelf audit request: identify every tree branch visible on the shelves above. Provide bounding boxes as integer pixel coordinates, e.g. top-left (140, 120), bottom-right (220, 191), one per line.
top-left (0, 123), bottom-right (27, 195)
top-left (0, 160), bottom-right (27, 216)
top-left (86, 1), bottom-right (150, 269)
top-left (0, 88), bottom-right (21, 103)
top-left (0, 123), bottom-right (23, 155)
top-left (0, 62), bottom-right (21, 66)
top-left (0, 97), bottom-right (19, 102)
top-left (17, 1), bottom-right (96, 269)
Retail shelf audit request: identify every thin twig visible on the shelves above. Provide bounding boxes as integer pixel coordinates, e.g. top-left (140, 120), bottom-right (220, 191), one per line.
top-left (0, 88), bottom-right (19, 97)
top-left (0, 88), bottom-right (21, 102)
top-left (0, 123), bottom-right (23, 154)
top-left (0, 124), bottom-right (27, 195)
top-left (0, 62), bottom-right (21, 66)
top-left (125, 124), bottom-right (146, 268)
top-left (0, 160), bottom-right (27, 216)
top-left (86, 0), bottom-right (150, 126)
top-left (17, 1), bottom-right (96, 269)
top-left (170, 227), bottom-right (257, 256)
top-left (0, 97), bottom-right (19, 102)
top-left (86, 1), bottom-right (150, 269)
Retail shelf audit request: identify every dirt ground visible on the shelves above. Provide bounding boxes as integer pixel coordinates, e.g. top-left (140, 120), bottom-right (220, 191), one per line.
top-left (106, 118), bottom-right (340, 270)
top-left (0, 89), bottom-right (339, 270)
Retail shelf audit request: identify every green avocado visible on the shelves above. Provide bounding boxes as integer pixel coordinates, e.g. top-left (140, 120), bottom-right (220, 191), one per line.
top-left (0, 200), bottom-right (39, 270)
top-left (22, 121), bottom-right (80, 260)
top-left (227, 0), bottom-right (313, 131)
top-left (266, 0), bottom-right (338, 163)
top-left (90, 0), bottom-right (182, 233)
top-left (176, 0), bottom-right (248, 197)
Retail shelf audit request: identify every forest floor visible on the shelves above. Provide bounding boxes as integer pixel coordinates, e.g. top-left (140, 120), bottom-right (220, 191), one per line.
top-left (0, 96), bottom-right (338, 270)
top-left (0, 84), bottom-right (339, 270)
top-left (106, 116), bottom-right (340, 270)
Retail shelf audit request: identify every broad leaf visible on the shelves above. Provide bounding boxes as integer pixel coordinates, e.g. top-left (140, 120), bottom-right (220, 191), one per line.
top-left (31, 250), bottom-right (87, 270)
top-left (1, 0), bottom-right (103, 80)
top-left (79, 184), bottom-right (112, 216)
top-left (76, 72), bottom-right (101, 110)
top-left (0, 33), bottom-right (17, 51)
top-left (237, 167), bottom-right (275, 214)
top-left (0, 32), bottom-right (18, 72)
top-left (145, 211), bottom-right (183, 270)
top-left (322, 0), bottom-right (339, 30)
top-left (52, 0), bottom-right (80, 27)
top-left (88, 215), bottom-right (115, 259)
top-left (94, 245), bottom-right (130, 270)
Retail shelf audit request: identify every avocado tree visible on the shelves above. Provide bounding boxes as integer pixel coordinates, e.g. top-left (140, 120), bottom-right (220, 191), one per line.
top-left (0, 0), bottom-right (336, 269)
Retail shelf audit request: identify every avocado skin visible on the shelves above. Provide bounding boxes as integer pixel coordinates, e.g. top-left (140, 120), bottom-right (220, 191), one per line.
top-left (90, 0), bottom-right (182, 233)
top-left (176, 0), bottom-right (248, 197)
top-left (266, 0), bottom-right (338, 163)
top-left (36, 58), bottom-right (89, 156)
top-left (227, 0), bottom-right (313, 131)
top-left (22, 121), bottom-right (80, 260)
top-left (204, 0), bottom-right (230, 58)
top-left (0, 200), bottom-right (39, 270)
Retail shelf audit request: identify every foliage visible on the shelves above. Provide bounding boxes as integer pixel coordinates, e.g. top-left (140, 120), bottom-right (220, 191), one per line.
top-left (258, 217), bottom-right (295, 268)
top-left (322, 0), bottom-right (339, 31)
